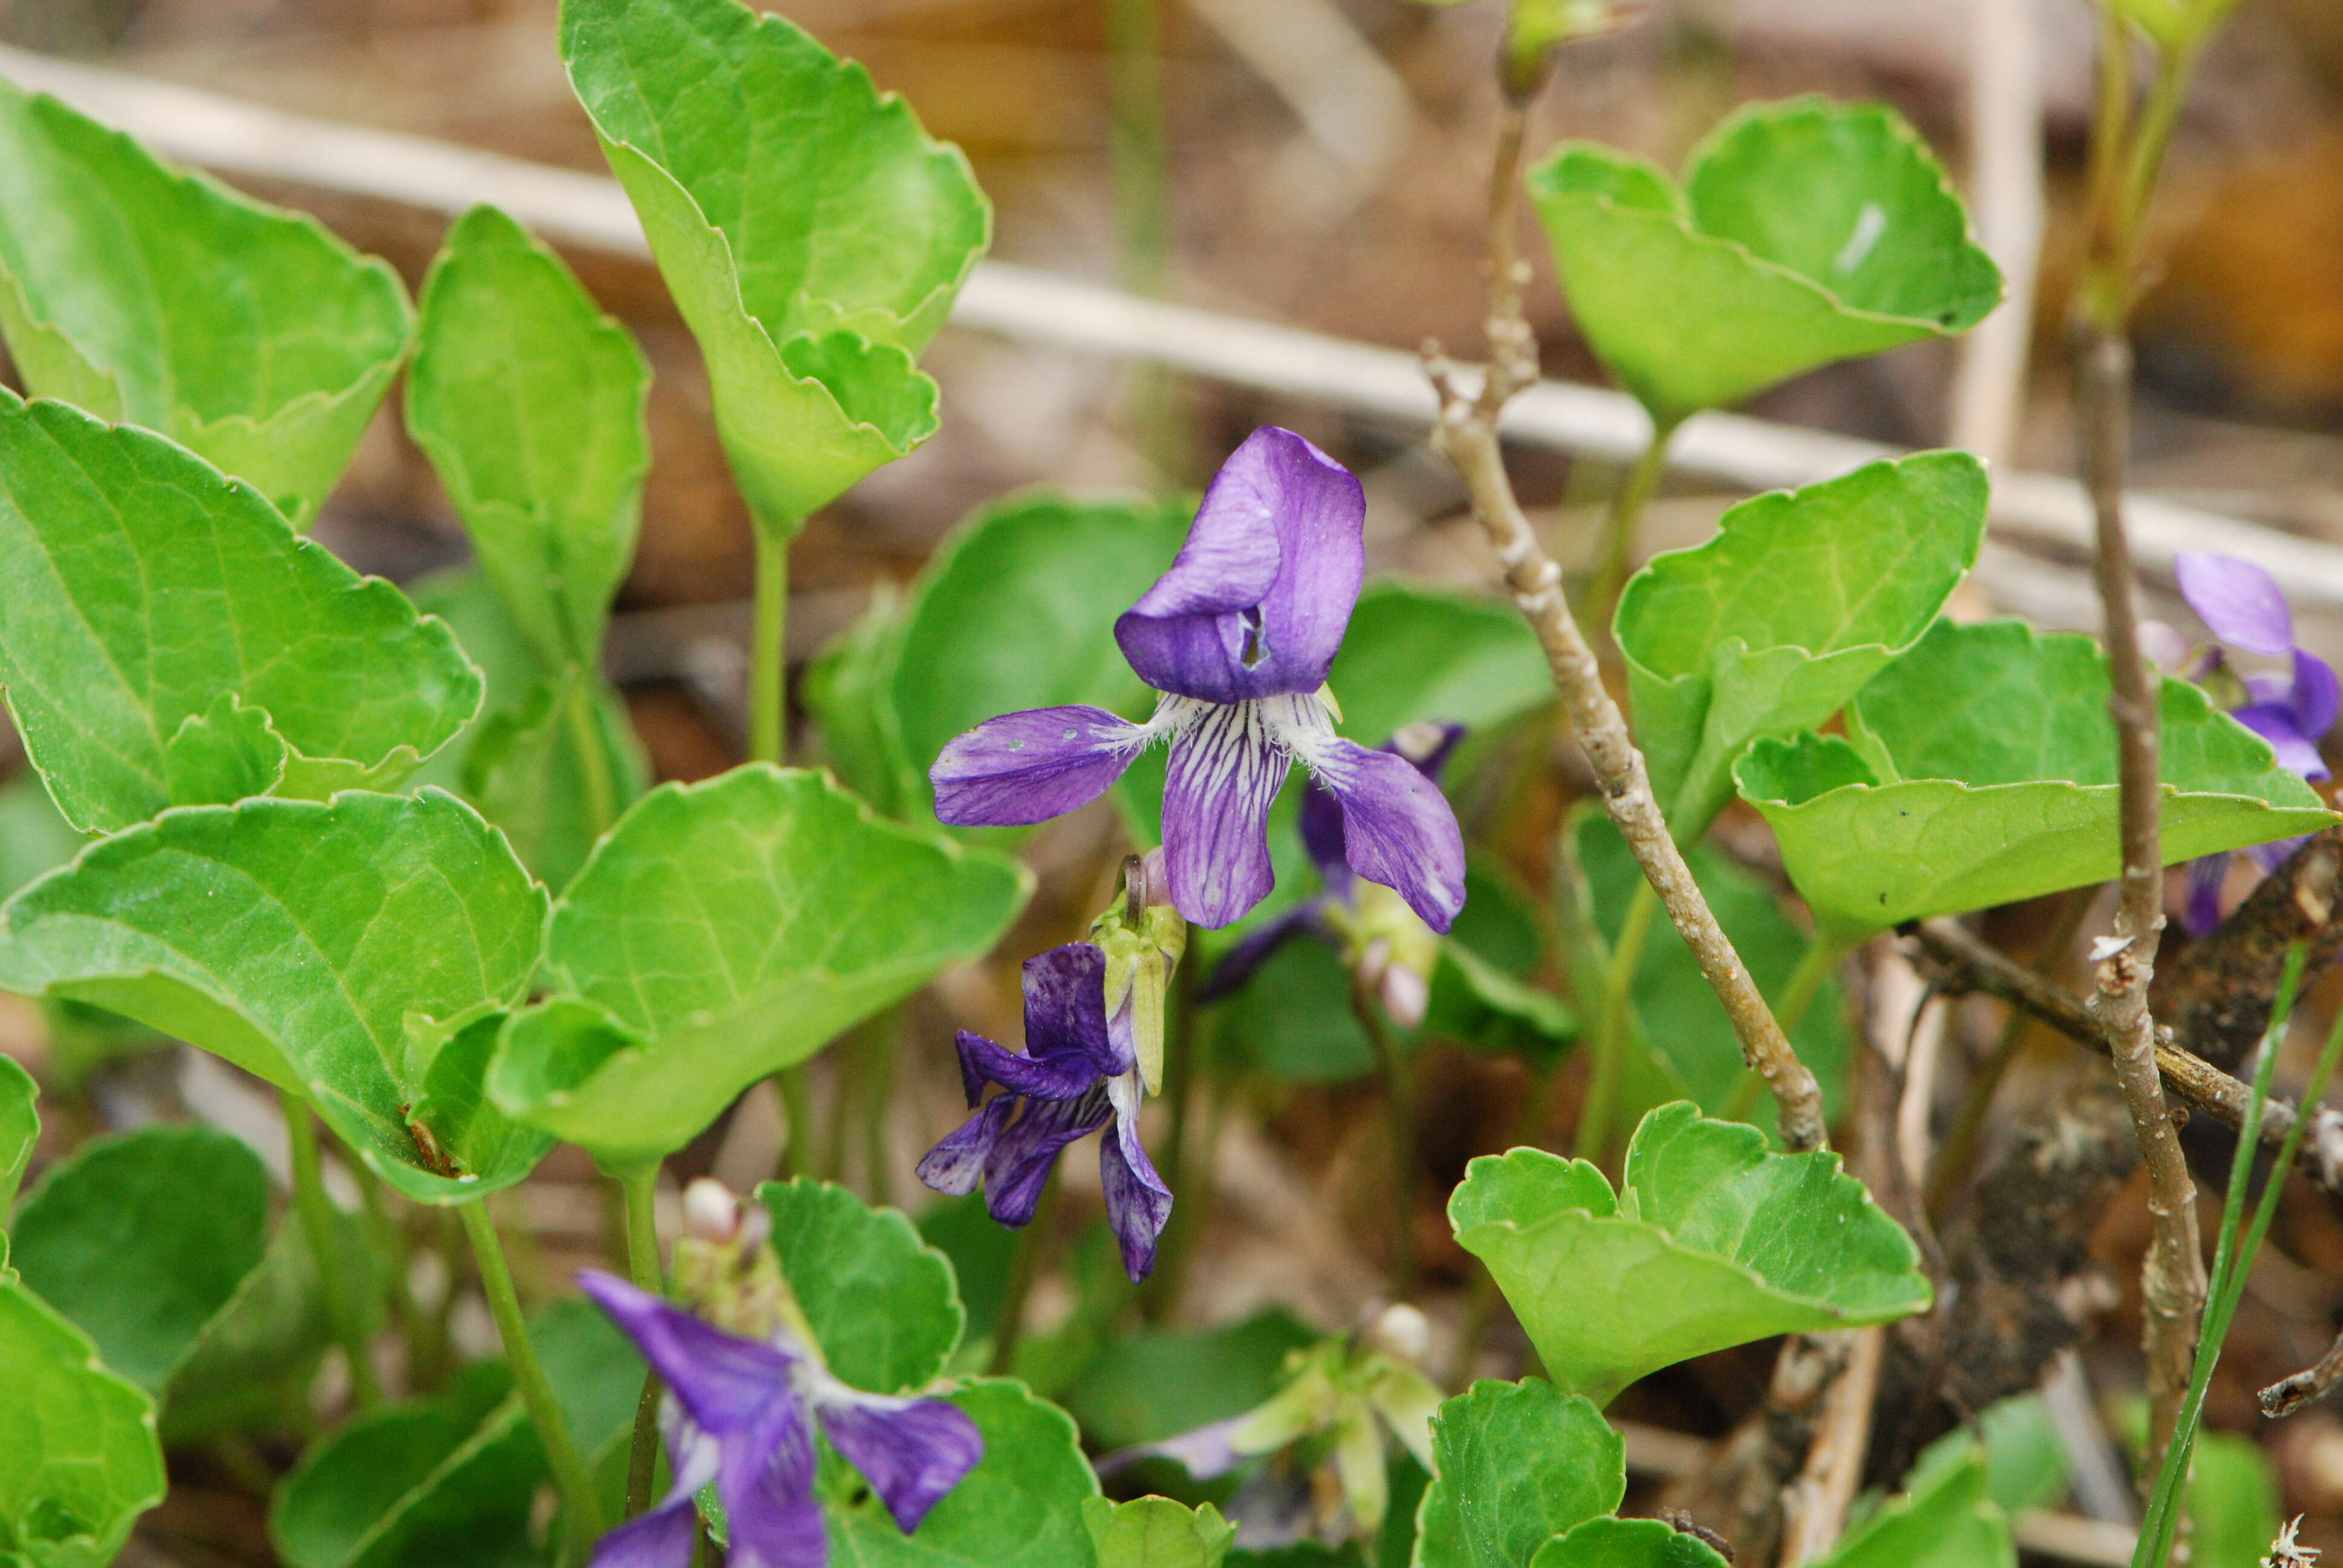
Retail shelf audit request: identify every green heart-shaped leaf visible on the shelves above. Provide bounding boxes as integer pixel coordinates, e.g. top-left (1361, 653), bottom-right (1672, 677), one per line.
top-left (0, 395), bottom-right (482, 833)
top-left (1329, 581), bottom-right (1553, 748)
top-left (408, 204), bottom-right (649, 673)
top-left (0, 77), bottom-right (411, 526)
top-left (1061, 1309), bottom-right (1318, 1451)
top-left (759, 1177), bottom-right (965, 1393)
top-left (0, 789), bottom-right (552, 1203)
top-left (811, 491), bottom-right (1192, 827)
top-left (0, 1053), bottom-right (32, 1218)
top-left (0, 1279), bottom-right (166, 1568)
top-left (825, 1379), bottom-right (1098, 1565)
top-left (1530, 99), bottom-right (2001, 423)
top-left (1531, 1518), bottom-right (1731, 1568)
top-left (1412, 1378), bottom-right (1623, 1568)
top-left (1734, 618), bottom-right (2338, 937)
top-left (562, 0), bottom-right (988, 534)
top-left (1617, 452), bottom-right (1987, 836)
top-left (8, 1125), bottom-right (269, 1395)
top-left (489, 765), bottom-right (1028, 1168)
top-left (1812, 1450), bottom-right (2011, 1568)
top-left (1085, 1497), bottom-right (1237, 1568)
top-left (1451, 1103), bottom-right (1930, 1407)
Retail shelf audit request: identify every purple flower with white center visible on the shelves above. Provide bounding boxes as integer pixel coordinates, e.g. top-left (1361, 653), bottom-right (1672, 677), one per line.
top-left (577, 1273), bottom-right (981, 1568)
top-left (914, 942), bottom-right (1172, 1281)
top-left (928, 427), bottom-right (1467, 933)
top-left (2172, 552), bottom-right (2339, 935)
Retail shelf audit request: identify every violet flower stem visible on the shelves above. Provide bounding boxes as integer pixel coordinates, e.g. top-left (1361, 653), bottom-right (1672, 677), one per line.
top-left (1577, 877), bottom-right (1660, 1164)
top-left (1352, 972), bottom-right (1418, 1299)
top-left (750, 526), bottom-right (790, 766)
top-left (457, 1198), bottom-right (604, 1564)
top-left (1142, 932), bottom-right (1202, 1321)
top-left (1581, 420), bottom-right (1679, 631)
top-left (617, 1163), bottom-right (664, 1521)
top-left (281, 1091), bottom-right (382, 1410)
top-left (987, 1175), bottom-right (1060, 1377)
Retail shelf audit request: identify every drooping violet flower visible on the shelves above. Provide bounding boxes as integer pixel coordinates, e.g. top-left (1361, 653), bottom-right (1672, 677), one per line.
top-left (928, 428), bottom-right (1467, 932)
top-left (915, 942), bottom-right (1172, 1280)
top-left (1201, 722), bottom-right (1463, 1027)
top-left (2172, 552), bottom-right (2339, 935)
top-left (577, 1272), bottom-right (981, 1568)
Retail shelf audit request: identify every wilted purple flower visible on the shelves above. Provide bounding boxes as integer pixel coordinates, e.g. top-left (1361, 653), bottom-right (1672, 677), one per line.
top-left (915, 942), bottom-right (1172, 1280)
top-left (1201, 723), bottom-right (1464, 1027)
top-left (928, 428), bottom-right (1467, 933)
top-left (2173, 552), bottom-right (2338, 935)
top-left (577, 1273), bottom-right (980, 1568)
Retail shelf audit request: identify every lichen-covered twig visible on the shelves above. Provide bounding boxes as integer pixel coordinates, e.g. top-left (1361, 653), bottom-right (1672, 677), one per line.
top-left (1424, 95), bottom-right (1825, 1153)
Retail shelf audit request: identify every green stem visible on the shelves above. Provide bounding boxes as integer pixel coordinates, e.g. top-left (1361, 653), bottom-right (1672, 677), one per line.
top-left (1582, 422), bottom-right (1679, 630)
top-left (750, 528), bottom-right (791, 766)
top-left (1354, 974), bottom-right (1418, 1299)
top-left (457, 1199), bottom-right (605, 1563)
top-left (617, 1165), bottom-right (664, 1521)
top-left (349, 1158), bottom-right (424, 1393)
top-left (988, 1177), bottom-right (1060, 1376)
top-left (1455, 1067), bottom-right (1560, 1385)
top-left (1576, 879), bottom-right (1660, 1163)
top-left (775, 1065), bottom-right (815, 1183)
top-left (1104, 0), bottom-right (1184, 479)
top-left (1771, 933), bottom-right (1840, 1040)
top-left (282, 1091), bottom-right (382, 1410)
top-left (1142, 933), bottom-right (1202, 1321)
top-left (565, 668), bottom-right (620, 840)
top-left (862, 1012), bottom-right (900, 1206)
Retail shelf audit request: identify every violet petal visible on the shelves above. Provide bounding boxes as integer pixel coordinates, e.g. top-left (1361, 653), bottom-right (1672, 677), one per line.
top-left (2183, 854), bottom-right (2230, 939)
top-left (814, 1389), bottom-right (985, 1536)
top-left (2247, 833), bottom-right (2312, 875)
top-left (1161, 700), bottom-right (1291, 927)
top-left (982, 1084), bottom-right (1115, 1227)
top-left (930, 705), bottom-right (1150, 827)
top-left (577, 1274), bottom-right (798, 1437)
top-left (586, 1497), bottom-right (699, 1568)
top-left (1116, 429), bottom-right (1365, 703)
top-left (716, 1408), bottom-right (827, 1568)
top-left (1100, 1074), bottom-right (1174, 1281)
top-left (2235, 704), bottom-right (2330, 780)
top-left (915, 1096), bottom-right (1016, 1197)
top-left (956, 1030), bottom-right (1104, 1103)
top-left (1294, 736), bottom-right (1466, 933)
top-left (2293, 648), bottom-right (2340, 740)
top-left (2176, 553), bottom-right (2294, 656)
top-left (1017, 943), bottom-right (1119, 1073)
top-left (1297, 773), bottom-right (1352, 888)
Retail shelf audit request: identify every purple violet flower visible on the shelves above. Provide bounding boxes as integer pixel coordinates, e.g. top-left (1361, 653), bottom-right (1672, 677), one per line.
top-left (575, 1273), bottom-right (981, 1568)
top-left (2173, 552), bottom-right (2339, 935)
top-left (915, 942), bottom-right (1173, 1281)
top-left (928, 427), bottom-right (1467, 933)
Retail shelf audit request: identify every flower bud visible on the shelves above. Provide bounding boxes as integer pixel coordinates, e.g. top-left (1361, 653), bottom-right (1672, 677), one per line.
top-left (683, 1177), bottom-right (742, 1243)
top-left (1092, 856), bottom-right (1187, 1094)
top-left (1366, 1302), bottom-right (1432, 1367)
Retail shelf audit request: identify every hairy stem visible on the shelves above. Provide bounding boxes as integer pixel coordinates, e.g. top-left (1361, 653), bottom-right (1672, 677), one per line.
top-left (458, 1199), bottom-right (604, 1563)
top-left (1427, 97), bottom-right (1825, 1152)
top-left (750, 527), bottom-right (790, 766)
top-left (617, 1164), bottom-right (664, 1521)
top-left (282, 1092), bottom-right (382, 1410)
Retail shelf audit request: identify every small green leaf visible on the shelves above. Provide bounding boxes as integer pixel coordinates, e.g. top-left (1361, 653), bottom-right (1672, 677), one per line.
top-left (1530, 99), bottom-right (2001, 423)
top-left (1329, 582), bottom-right (1554, 748)
top-left (1429, 944), bottom-right (1578, 1065)
top-left (1906, 1395), bottom-right (2069, 1518)
top-left (408, 204), bottom-right (649, 673)
top-left (1084, 1497), bottom-right (1237, 1568)
top-left (1451, 1103), bottom-right (1930, 1406)
top-left (0, 395), bottom-right (482, 833)
top-left (1412, 1379), bottom-right (1622, 1568)
top-left (1813, 1449), bottom-right (2011, 1568)
top-left (826, 1379), bottom-right (1097, 1566)
top-left (562, 0), bottom-right (988, 532)
top-left (8, 1125), bottom-right (269, 1394)
top-left (0, 77), bottom-right (411, 526)
top-left (0, 1278), bottom-right (166, 1568)
top-left (490, 765), bottom-right (1029, 1167)
top-left (757, 1177), bottom-right (964, 1393)
top-left (1573, 812), bottom-right (1850, 1134)
top-left (1735, 619), bottom-right (2338, 937)
top-left (1616, 452), bottom-right (1987, 836)
top-left (0, 1053), bottom-right (33, 1216)
top-left (0, 790), bottom-right (552, 1203)
top-left (2184, 1432), bottom-right (2281, 1568)
top-left (1530, 1518), bottom-right (1732, 1568)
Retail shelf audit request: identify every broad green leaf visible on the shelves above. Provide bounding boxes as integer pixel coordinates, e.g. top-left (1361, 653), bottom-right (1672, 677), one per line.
top-left (0, 395), bottom-right (482, 833)
top-left (1573, 813), bottom-right (1850, 1135)
top-left (489, 765), bottom-right (1029, 1166)
top-left (562, 0), bottom-right (988, 532)
top-left (1329, 582), bottom-right (1553, 748)
top-left (1428, 944), bottom-right (1578, 1066)
top-left (917, 1194), bottom-right (1018, 1346)
top-left (758, 1178), bottom-right (964, 1393)
top-left (1616, 452), bottom-right (1987, 835)
top-left (462, 673), bottom-right (649, 893)
top-left (1530, 100), bottom-right (2001, 423)
top-left (1215, 935), bottom-right (1375, 1082)
top-left (0, 790), bottom-right (553, 1203)
top-left (1906, 1394), bottom-right (2069, 1517)
top-left (808, 584), bottom-right (916, 818)
top-left (0, 1278), bottom-right (166, 1568)
top-left (1084, 1497), bottom-right (1237, 1568)
top-left (1814, 1450), bottom-right (2010, 1568)
top-left (8, 1125), bottom-right (269, 1394)
top-left (1735, 618), bottom-right (2338, 937)
top-left (408, 204), bottom-right (649, 673)
top-left (826, 1379), bottom-right (1097, 1566)
top-left (2186, 1433), bottom-right (2281, 1568)
top-left (1450, 1103), bottom-right (1930, 1406)
top-left (0, 771), bottom-right (84, 903)
top-left (0, 1053), bottom-right (32, 1216)
top-left (0, 77), bottom-right (411, 526)
top-left (1063, 1309), bottom-right (1319, 1451)
top-left (1411, 1379), bottom-right (1622, 1568)
top-left (1530, 1518), bottom-right (1731, 1568)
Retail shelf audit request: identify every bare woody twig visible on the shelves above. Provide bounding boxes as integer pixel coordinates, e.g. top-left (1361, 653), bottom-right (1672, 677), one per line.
top-left (1424, 96), bottom-right (1826, 1152)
